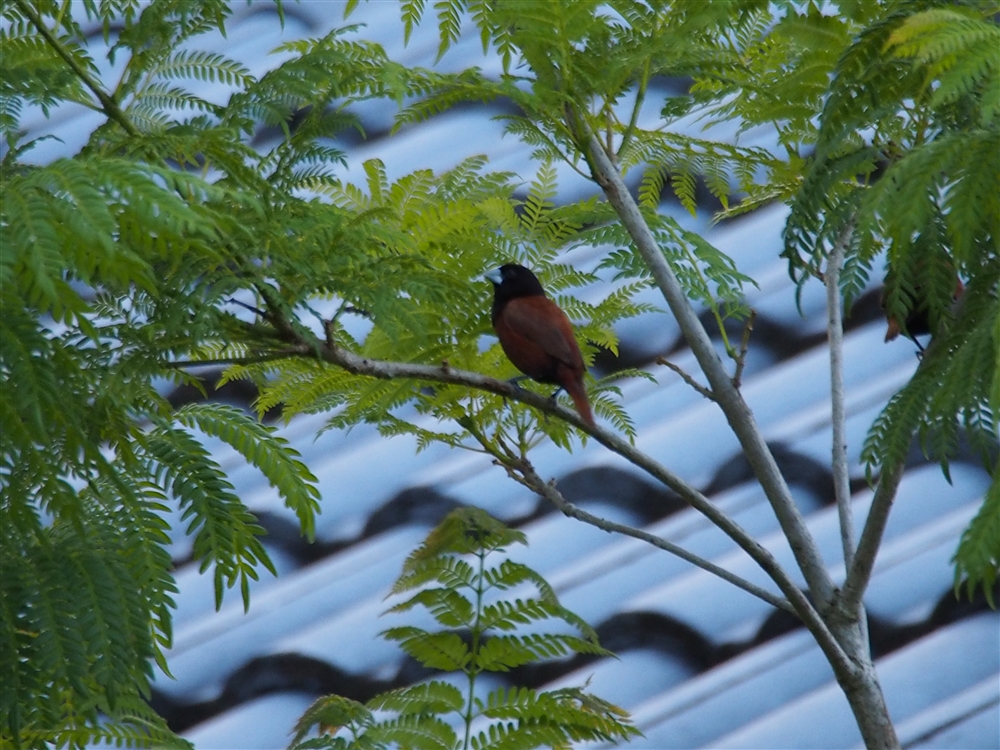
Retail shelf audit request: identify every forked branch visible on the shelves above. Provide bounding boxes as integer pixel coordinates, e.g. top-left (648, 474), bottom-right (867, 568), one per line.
top-left (177, 303), bottom-right (855, 676)
top-left (581, 127), bottom-right (838, 609)
top-left (16, 0), bottom-right (139, 137)
top-left (515, 459), bottom-right (794, 613)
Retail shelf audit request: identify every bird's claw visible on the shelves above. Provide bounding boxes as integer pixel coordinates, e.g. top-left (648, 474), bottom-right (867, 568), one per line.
top-left (507, 376), bottom-right (530, 390)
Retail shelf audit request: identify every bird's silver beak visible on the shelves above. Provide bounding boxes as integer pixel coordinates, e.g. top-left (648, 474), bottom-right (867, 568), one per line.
top-left (484, 268), bottom-right (503, 285)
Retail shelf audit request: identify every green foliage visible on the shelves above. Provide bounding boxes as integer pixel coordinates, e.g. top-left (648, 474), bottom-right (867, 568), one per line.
top-left (776, 0), bottom-right (999, 598)
top-left (173, 403), bottom-right (321, 542)
top-left (246, 157), bottom-right (652, 457)
top-left (289, 508), bottom-right (640, 750)
top-left (955, 468), bottom-right (999, 607)
top-left (1, 1), bottom-right (661, 745)
top-left (2, 0), bottom-right (404, 745)
top-left (592, 210), bottom-right (757, 357)
top-left (886, 7), bottom-right (1000, 129)
top-left (4, 0), bottom-right (998, 744)
top-left (377, 1), bottom-right (767, 342)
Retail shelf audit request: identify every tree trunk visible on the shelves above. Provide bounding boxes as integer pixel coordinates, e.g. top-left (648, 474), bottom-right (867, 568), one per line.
top-left (831, 617), bottom-right (901, 750)
top-left (840, 660), bottom-right (900, 750)
top-left (584, 131), bottom-right (904, 748)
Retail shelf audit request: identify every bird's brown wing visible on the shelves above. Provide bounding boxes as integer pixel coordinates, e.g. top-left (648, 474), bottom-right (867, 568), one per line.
top-left (499, 296), bottom-right (585, 371)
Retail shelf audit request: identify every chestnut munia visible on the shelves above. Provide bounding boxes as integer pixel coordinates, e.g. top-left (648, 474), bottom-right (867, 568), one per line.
top-left (485, 264), bottom-right (594, 426)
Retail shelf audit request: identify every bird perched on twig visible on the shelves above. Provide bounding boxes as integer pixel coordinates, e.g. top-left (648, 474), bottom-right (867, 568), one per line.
top-left (882, 276), bottom-right (965, 350)
top-left (485, 264), bottom-right (594, 427)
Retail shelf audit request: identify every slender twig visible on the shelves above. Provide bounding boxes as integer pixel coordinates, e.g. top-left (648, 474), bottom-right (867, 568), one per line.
top-left (840, 458), bottom-right (907, 617)
top-left (15, 0), bottom-right (139, 137)
top-left (227, 298), bottom-right (268, 317)
top-left (732, 310), bottom-right (756, 389)
top-left (826, 223), bottom-right (856, 570)
top-left (580, 126), bottom-right (837, 608)
top-left (512, 460), bottom-right (794, 614)
top-left (654, 356), bottom-right (715, 401)
top-left (618, 60), bottom-right (650, 159)
top-left (164, 351), bottom-right (308, 369)
top-left (314, 337), bottom-right (855, 676)
top-left (460, 413), bottom-right (793, 612)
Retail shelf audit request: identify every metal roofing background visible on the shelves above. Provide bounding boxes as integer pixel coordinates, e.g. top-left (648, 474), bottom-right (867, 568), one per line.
top-left (24, 3), bottom-right (998, 749)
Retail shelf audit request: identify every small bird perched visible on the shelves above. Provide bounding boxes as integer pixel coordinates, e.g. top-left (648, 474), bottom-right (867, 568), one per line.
top-left (883, 277), bottom-right (965, 348)
top-left (485, 263), bottom-right (594, 427)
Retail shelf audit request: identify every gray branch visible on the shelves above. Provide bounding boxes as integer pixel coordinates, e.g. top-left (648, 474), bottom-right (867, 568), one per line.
top-left (840, 459), bottom-right (907, 616)
top-left (826, 223), bottom-right (856, 570)
top-left (310, 337), bottom-right (856, 677)
top-left (510, 460), bottom-right (793, 613)
top-left (655, 356), bottom-right (715, 400)
top-left (582, 131), bottom-right (838, 608)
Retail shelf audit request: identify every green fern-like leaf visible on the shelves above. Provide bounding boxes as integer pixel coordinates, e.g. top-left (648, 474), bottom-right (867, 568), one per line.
top-left (293, 509), bottom-right (636, 749)
top-left (954, 468), bottom-right (1000, 607)
top-left (366, 713), bottom-right (457, 750)
top-left (475, 633), bottom-right (609, 672)
top-left (392, 555), bottom-right (478, 595)
top-left (383, 627), bottom-right (472, 671)
top-left (434, 0), bottom-right (463, 61)
top-left (142, 422), bottom-right (276, 611)
top-left (387, 586), bottom-right (476, 627)
top-left (862, 270), bottom-right (998, 478)
top-left (153, 49), bottom-right (253, 86)
top-left (887, 8), bottom-right (1000, 127)
top-left (366, 681), bottom-right (465, 715)
top-left (402, 507), bottom-right (528, 565)
top-left (290, 694), bottom-right (374, 749)
top-left (173, 403), bottom-right (321, 541)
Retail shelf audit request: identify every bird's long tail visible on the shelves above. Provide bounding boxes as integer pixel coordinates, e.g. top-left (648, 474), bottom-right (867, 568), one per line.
top-left (561, 370), bottom-right (594, 427)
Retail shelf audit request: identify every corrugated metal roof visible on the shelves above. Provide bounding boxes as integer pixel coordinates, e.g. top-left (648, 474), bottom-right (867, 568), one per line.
top-left (29, 3), bottom-right (998, 748)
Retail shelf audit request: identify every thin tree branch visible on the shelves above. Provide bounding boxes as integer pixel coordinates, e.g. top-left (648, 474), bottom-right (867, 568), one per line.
top-left (617, 59), bottom-right (650, 159)
top-left (825, 222), bottom-right (875, 654)
top-left (315, 339), bottom-right (760, 571)
top-left (226, 297), bottom-right (268, 318)
top-left (654, 356), bottom-right (715, 401)
top-left (827, 223), bottom-right (856, 570)
top-left (15, 0), bottom-right (139, 137)
top-left (308, 335), bottom-right (855, 677)
top-left (164, 351), bottom-right (307, 369)
top-left (511, 459), bottom-right (794, 614)
top-left (580, 127), bottom-right (838, 608)
top-left (840, 458), bottom-right (907, 616)
top-left (507, 444), bottom-right (858, 679)
top-left (732, 310), bottom-right (756, 389)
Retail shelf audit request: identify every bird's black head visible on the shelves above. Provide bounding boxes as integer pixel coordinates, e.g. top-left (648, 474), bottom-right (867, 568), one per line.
top-left (485, 264), bottom-right (547, 309)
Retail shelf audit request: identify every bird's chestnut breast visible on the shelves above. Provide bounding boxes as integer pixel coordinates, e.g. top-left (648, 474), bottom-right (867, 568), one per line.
top-left (492, 295), bottom-right (583, 382)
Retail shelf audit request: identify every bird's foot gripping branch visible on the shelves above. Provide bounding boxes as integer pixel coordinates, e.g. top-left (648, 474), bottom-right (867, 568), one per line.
top-left (485, 264), bottom-right (594, 426)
